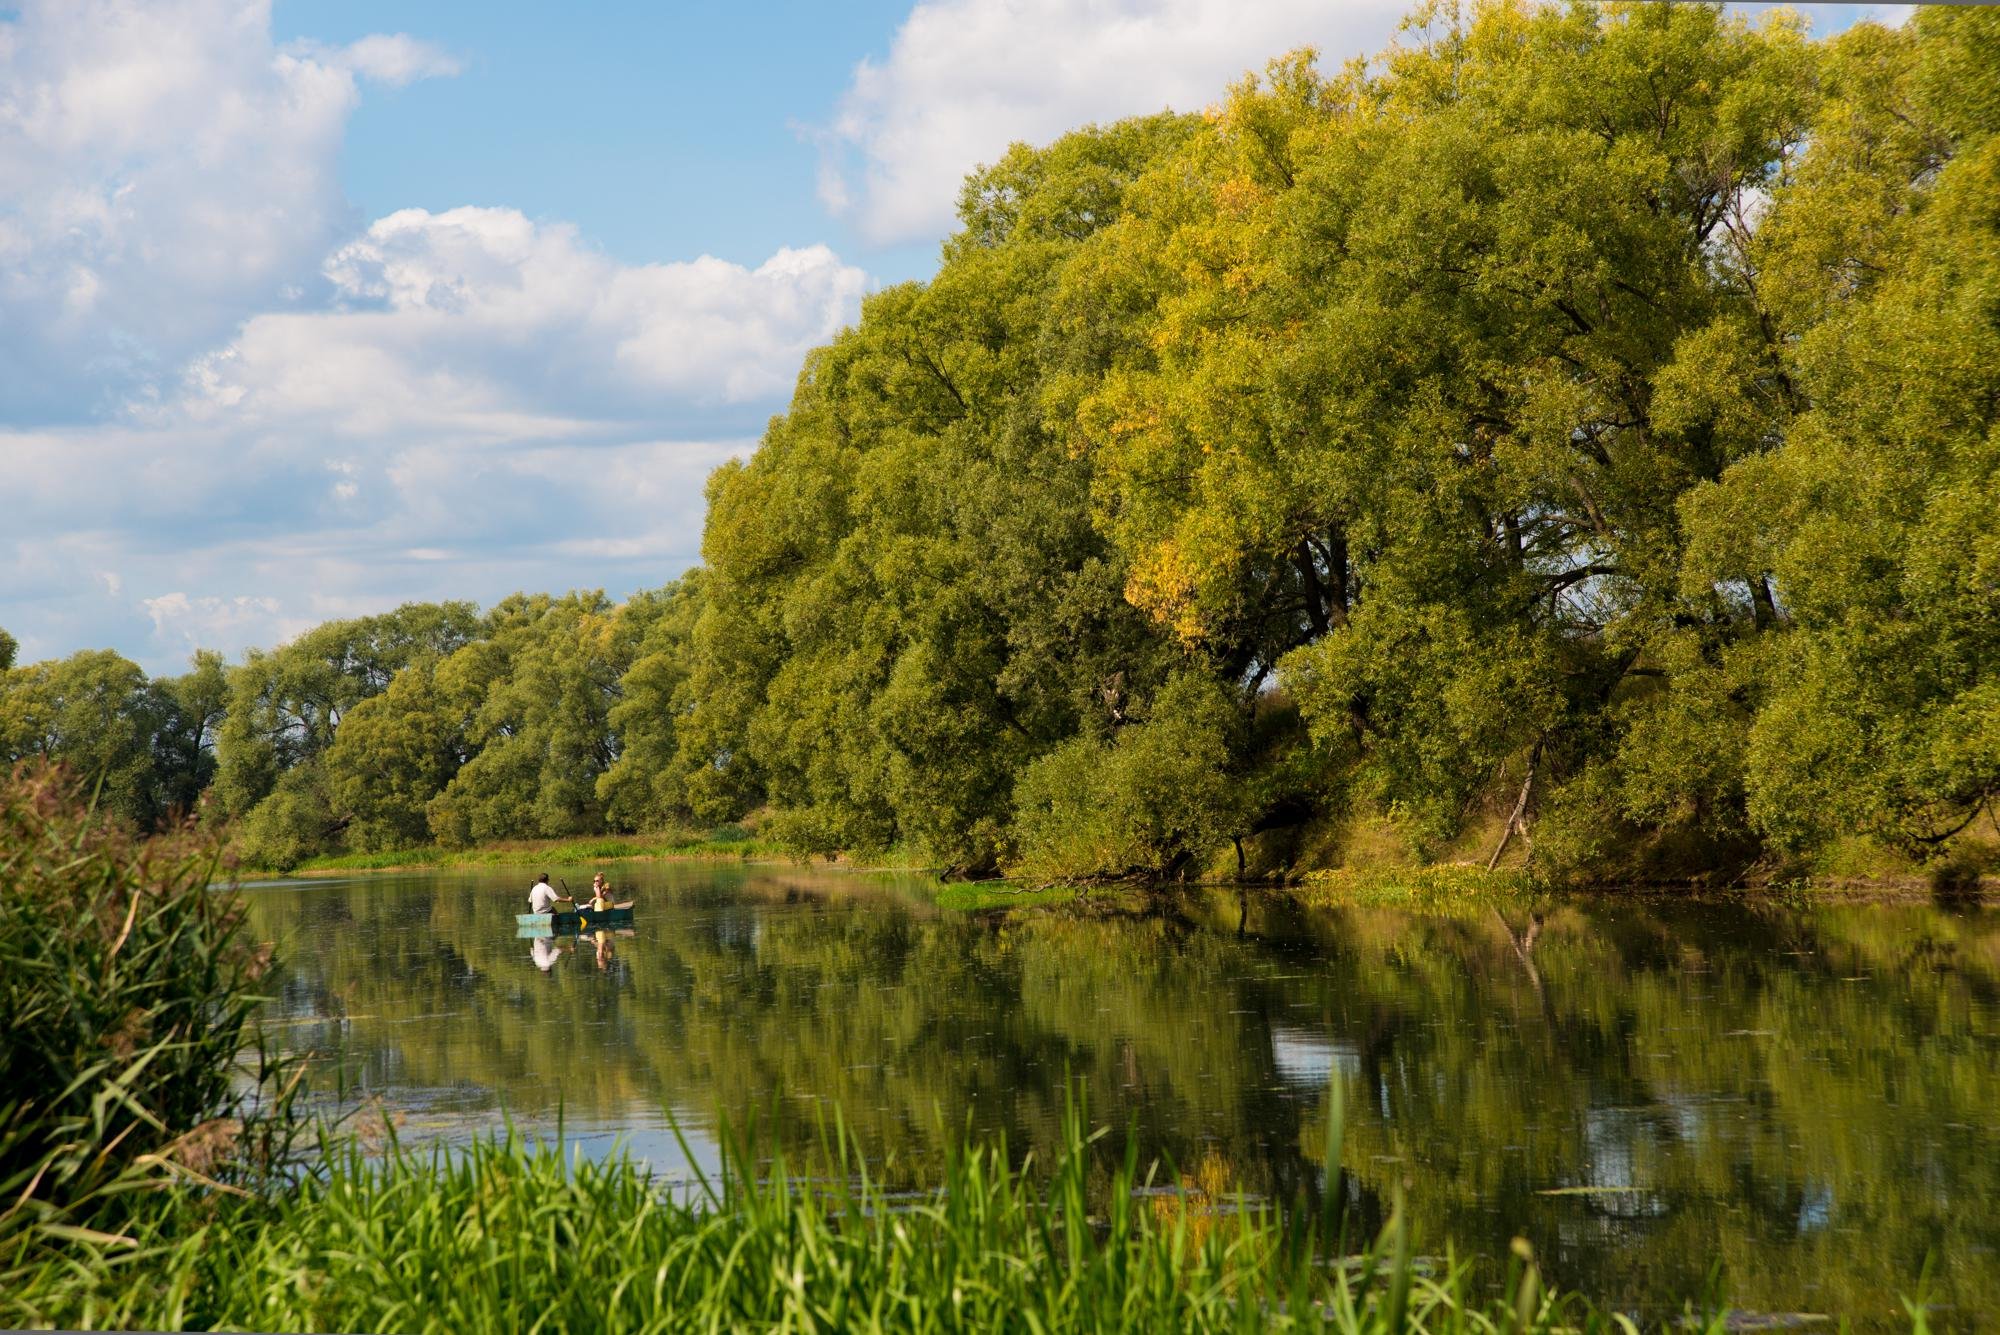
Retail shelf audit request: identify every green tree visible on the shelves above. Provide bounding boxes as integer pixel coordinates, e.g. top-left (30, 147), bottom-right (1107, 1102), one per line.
top-left (684, 115), bottom-right (1199, 873)
top-left (0, 649), bottom-right (161, 828)
top-left (598, 575), bottom-right (706, 832)
top-left (1684, 7), bottom-right (2000, 855)
top-left (425, 592), bottom-right (634, 845)
top-left (1012, 671), bottom-right (1245, 879)
top-left (148, 650), bottom-right (229, 821)
top-left (217, 602), bottom-right (479, 865)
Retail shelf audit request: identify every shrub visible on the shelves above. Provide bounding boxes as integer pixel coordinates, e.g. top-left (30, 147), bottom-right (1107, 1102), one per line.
top-left (1011, 672), bottom-right (1243, 881)
top-left (0, 764), bottom-right (293, 1259)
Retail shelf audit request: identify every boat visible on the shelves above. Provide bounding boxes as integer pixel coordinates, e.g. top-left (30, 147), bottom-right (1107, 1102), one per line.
top-left (516, 906), bottom-right (634, 934)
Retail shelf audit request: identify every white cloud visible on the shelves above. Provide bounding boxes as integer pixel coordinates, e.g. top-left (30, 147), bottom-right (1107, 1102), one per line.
top-left (0, 205), bottom-right (857, 670)
top-left (0, 0), bottom-right (460, 421)
top-left (0, 2), bottom-right (869, 674)
top-left (817, 0), bottom-right (1410, 245)
top-left (143, 592), bottom-right (290, 654)
top-left (275, 206), bottom-right (868, 418)
top-left (329, 34), bottom-right (463, 87)
top-left (0, 205), bottom-right (858, 668)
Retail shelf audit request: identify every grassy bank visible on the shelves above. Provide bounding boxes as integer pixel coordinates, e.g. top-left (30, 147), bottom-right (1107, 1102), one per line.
top-left (240, 826), bottom-right (786, 878)
top-left (8, 1096), bottom-right (1752, 1335)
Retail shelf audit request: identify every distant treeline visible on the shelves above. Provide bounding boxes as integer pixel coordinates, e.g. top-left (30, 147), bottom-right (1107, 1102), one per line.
top-left (5, 3), bottom-right (1997, 879)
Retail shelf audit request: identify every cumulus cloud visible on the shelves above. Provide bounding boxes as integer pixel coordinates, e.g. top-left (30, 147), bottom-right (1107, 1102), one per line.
top-left (242, 205), bottom-right (868, 424)
top-left (143, 592), bottom-right (289, 654)
top-left (3, 205), bottom-right (863, 668)
top-left (0, 1), bottom-right (868, 673)
top-left (817, 0), bottom-right (1410, 244)
top-left (0, 0), bottom-right (460, 422)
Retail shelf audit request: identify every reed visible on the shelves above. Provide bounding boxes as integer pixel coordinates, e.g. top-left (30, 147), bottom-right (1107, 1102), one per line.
top-left (6, 1095), bottom-right (1680, 1334)
top-left (0, 764), bottom-right (298, 1263)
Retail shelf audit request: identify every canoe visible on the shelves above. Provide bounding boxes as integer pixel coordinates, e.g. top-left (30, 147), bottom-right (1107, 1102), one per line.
top-left (516, 907), bottom-right (634, 933)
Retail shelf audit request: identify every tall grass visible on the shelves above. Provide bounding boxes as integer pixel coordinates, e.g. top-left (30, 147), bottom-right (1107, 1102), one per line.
top-left (0, 764), bottom-right (297, 1261)
top-left (5, 1093), bottom-right (1678, 1334)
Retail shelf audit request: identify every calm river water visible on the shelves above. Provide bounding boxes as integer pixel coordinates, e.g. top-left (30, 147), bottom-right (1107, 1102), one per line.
top-left (236, 864), bottom-right (1999, 1328)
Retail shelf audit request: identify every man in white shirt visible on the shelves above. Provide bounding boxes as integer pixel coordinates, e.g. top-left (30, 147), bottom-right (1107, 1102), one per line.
top-left (527, 873), bottom-right (569, 915)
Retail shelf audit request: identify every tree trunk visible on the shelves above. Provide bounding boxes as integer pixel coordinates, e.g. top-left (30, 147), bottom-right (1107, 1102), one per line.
top-left (1486, 749), bottom-right (1539, 872)
top-left (1751, 575), bottom-right (1779, 630)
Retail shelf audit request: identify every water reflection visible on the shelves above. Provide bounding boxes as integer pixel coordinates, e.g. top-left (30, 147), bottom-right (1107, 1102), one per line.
top-left (236, 867), bottom-right (2000, 1328)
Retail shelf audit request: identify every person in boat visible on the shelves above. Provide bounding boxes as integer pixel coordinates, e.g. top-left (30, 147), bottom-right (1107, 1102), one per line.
top-left (527, 872), bottom-right (571, 915)
top-left (588, 872), bottom-right (614, 912)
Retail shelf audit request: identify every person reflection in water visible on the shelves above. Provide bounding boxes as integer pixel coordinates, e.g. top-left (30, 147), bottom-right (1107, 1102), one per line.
top-left (530, 936), bottom-right (565, 972)
top-left (592, 928), bottom-right (615, 971)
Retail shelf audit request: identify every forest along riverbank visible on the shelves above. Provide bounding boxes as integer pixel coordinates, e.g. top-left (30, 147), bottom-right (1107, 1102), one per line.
top-left (8, 6), bottom-right (1997, 902)
top-left (230, 860), bottom-right (2000, 1327)
top-left (237, 830), bottom-right (2000, 915)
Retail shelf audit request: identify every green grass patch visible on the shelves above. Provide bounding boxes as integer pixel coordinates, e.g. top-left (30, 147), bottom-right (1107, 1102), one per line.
top-left (1296, 864), bottom-right (1540, 916)
top-left (931, 881), bottom-right (1086, 912)
top-left (246, 826), bottom-right (783, 877)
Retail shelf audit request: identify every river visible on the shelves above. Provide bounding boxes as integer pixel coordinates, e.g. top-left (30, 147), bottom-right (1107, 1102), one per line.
top-left (235, 864), bottom-right (2000, 1328)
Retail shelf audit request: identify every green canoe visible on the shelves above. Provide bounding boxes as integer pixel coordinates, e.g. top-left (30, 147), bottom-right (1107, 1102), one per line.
top-left (516, 907), bottom-right (634, 934)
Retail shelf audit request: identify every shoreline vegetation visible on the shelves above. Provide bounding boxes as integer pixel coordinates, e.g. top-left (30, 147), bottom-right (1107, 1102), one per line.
top-left (236, 831), bottom-right (1996, 910)
top-left (2, 766), bottom-right (1946, 1331)
top-left (5, 4), bottom-right (1999, 899)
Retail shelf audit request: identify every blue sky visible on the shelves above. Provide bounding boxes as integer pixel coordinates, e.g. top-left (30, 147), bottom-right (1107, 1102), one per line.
top-left (271, 1), bottom-right (936, 282)
top-left (1, 0), bottom-right (1911, 675)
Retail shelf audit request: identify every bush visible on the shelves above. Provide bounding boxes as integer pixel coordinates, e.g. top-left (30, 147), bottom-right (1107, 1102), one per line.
top-left (0, 764), bottom-right (293, 1260)
top-left (1011, 672), bottom-right (1243, 881)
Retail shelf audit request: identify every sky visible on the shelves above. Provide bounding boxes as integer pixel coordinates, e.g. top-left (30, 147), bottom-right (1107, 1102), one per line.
top-left (1, 0), bottom-right (1913, 674)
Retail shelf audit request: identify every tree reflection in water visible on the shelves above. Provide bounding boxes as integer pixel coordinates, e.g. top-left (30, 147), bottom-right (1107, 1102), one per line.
top-left (241, 866), bottom-right (2000, 1327)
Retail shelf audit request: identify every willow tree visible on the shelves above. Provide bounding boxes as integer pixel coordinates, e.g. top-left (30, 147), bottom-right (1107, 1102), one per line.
top-left (1683, 6), bottom-right (2000, 856)
top-left (424, 592), bottom-right (642, 845)
top-left (1068, 3), bottom-right (1819, 865)
top-left (0, 649), bottom-right (160, 828)
top-left (683, 117), bottom-right (1199, 873)
top-left (216, 601), bottom-right (480, 866)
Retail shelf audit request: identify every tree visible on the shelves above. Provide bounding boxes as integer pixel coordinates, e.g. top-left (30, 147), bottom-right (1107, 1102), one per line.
top-left (425, 593), bottom-right (634, 845)
top-left (0, 650), bottom-right (160, 827)
top-left (684, 116), bottom-right (1199, 873)
top-left (1011, 671), bottom-right (1245, 880)
top-left (149, 650), bottom-right (229, 822)
top-left (598, 575), bottom-right (706, 832)
top-left (1684, 7), bottom-right (2000, 855)
top-left (216, 602), bottom-right (479, 865)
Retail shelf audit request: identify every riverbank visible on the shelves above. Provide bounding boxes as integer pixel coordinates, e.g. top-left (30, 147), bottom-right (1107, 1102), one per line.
top-left (237, 830), bottom-right (1997, 912)
top-left (235, 826), bottom-right (786, 879)
top-left (12, 766), bottom-right (1973, 1330)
